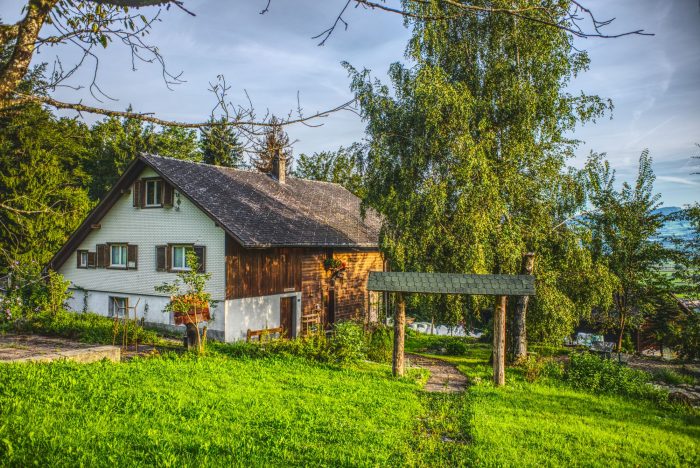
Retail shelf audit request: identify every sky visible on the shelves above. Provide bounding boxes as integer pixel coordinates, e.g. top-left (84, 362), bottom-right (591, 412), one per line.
top-left (2, 0), bottom-right (699, 206)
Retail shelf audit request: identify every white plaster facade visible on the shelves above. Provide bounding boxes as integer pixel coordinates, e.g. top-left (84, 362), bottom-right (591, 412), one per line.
top-left (59, 167), bottom-right (229, 335)
top-left (225, 292), bottom-right (301, 342)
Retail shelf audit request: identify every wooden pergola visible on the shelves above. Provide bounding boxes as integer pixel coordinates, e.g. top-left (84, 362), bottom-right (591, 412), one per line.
top-left (367, 272), bottom-right (536, 386)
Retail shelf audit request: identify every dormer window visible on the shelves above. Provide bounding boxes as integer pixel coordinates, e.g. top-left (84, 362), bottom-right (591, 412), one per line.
top-left (145, 179), bottom-right (163, 207)
top-left (133, 178), bottom-right (172, 209)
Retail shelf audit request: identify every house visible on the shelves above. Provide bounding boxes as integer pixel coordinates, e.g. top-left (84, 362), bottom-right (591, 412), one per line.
top-left (47, 154), bottom-right (384, 341)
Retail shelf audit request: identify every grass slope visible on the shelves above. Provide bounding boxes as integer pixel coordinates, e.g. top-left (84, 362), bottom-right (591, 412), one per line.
top-left (408, 337), bottom-right (700, 467)
top-left (0, 332), bottom-right (698, 466)
top-left (0, 355), bottom-right (427, 466)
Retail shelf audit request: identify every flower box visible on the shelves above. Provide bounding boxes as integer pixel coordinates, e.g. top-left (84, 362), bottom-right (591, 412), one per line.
top-left (173, 306), bottom-right (210, 325)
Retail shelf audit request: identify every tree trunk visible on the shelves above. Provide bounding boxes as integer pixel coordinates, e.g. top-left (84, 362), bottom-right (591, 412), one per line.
top-left (513, 253), bottom-right (535, 363)
top-left (617, 313), bottom-right (626, 352)
top-left (493, 295), bottom-right (507, 386)
top-left (0, 0), bottom-right (55, 107)
top-left (392, 292), bottom-right (406, 377)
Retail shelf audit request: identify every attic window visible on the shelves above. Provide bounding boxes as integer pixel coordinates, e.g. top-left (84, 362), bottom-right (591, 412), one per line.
top-left (145, 180), bottom-right (163, 207)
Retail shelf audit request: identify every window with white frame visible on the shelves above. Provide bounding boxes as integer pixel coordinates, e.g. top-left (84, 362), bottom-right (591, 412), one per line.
top-left (110, 244), bottom-right (128, 268)
top-left (171, 245), bottom-right (191, 271)
top-left (145, 179), bottom-right (163, 207)
top-left (78, 250), bottom-right (88, 268)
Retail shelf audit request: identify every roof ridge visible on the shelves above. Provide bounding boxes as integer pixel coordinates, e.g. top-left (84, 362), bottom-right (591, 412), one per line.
top-left (141, 153), bottom-right (347, 188)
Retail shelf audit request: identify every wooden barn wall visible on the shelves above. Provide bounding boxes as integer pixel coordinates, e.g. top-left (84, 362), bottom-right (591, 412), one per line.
top-left (225, 236), bottom-right (302, 299)
top-left (333, 251), bottom-right (384, 322)
top-left (301, 249), bottom-right (327, 320)
top-left (226, 235), bottom-right (383, 323)
top-left (300, 249), bottom-right (383, 324)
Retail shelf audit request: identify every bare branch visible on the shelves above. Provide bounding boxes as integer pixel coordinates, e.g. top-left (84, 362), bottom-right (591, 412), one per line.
top-left (11, 91), bottom-right (357, 130)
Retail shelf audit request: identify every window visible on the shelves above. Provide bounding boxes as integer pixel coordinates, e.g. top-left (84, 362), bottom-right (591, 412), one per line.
top-left (108, 296), bottom-right (128, 318)
top-left (110, 244), bottom-right (128, 268)
top-left (77, 250), bottom-right (88, 268)
top-left (145, 179), bottom-right (163, 207)
top-left (172, 245), bottom-right (190, 271)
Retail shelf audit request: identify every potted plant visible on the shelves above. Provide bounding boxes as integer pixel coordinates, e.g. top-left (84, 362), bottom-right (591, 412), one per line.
top-left (155, 250), bottom-right (212, 353)
top-left (323, 258), bottom-right (347, 278)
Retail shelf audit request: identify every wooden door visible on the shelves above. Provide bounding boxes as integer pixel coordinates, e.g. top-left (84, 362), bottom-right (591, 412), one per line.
top-left (326, 288), bottom-right (336, 328)
top-left (280, 297), bottom-right (294, 338)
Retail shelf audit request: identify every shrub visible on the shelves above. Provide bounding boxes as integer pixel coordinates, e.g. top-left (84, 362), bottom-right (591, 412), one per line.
top-left (13, 310), bottom-right (161, 345)
top-left (653, 369), bottom-right (695, 386)
top-left (330, 321), bottom-right (366, 364)
top-left (366, 324), bottom-right (392, 363)
top-left (567, 352), bottom-right (666, 403)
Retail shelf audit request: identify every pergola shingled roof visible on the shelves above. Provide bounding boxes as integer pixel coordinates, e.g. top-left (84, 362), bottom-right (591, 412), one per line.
top-left (367, 272), bottom-right (535, 296)
top-left (142, 154), bottom-right (381, 248)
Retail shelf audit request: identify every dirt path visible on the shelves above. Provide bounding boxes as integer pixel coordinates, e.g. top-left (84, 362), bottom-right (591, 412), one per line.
top-left (407, 354), bottom-right (468, 393)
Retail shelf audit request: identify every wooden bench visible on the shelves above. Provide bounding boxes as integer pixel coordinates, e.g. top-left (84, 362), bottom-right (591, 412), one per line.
top-left (246, 327), bottom-right (283, 342)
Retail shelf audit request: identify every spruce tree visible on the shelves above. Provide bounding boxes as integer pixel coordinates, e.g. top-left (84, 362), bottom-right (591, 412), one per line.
top-left (250, 117), bottom-right (293, 175)
top-left (200, 116), bottom-right (245, 168)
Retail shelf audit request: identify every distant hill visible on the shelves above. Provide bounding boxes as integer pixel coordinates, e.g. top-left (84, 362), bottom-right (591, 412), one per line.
top-left (653, 206), bottom-right (694, 247)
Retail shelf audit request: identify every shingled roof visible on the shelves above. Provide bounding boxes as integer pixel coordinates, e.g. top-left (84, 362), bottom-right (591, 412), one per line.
top-left (142, 154), bottom-right (381, 248)
top-left (367, 272), bottom-right (535, 296)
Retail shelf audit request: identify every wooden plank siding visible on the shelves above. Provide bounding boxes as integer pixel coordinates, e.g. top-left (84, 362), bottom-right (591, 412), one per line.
top-left (333, 251), bottom-right (384, 322)
top-left (225, 236), bottom-right (302, 299)
top-left (226, 235), bottom-right (384, 325)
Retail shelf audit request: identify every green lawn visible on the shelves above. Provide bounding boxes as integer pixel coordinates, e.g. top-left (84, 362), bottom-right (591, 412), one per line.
top-left (0, 335), bottom-right (698, 466)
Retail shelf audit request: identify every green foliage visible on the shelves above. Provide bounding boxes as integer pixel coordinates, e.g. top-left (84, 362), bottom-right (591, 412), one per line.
top-left (294, 143), bottom-right (366, 196)
top-left (567, 352), bottom-right (666, 403)
top-left (0, 261), bottom-right (71, 324)
top-left (584, 150), bottom-right (673, 348)
top-left (0, 104), bottom-right (94, 271)
top-left (653, 369), bottom-right (695, 386)
top-left (345, 0), bottom-right (612, 342)
top-left (86, 111), bottom-right (199, 199)
top-left (154, 250), bottom-right (213, 314)
top-left (200, 116), bottom-right (245, 167)
top-left (675, 311), bottom-right (700, 360)
top-left (330, 321), bottom-right (366, 364)
top-left (405, 332), bottom-right (476, 356)
top-left (10, 310), bottom-right (161, 346)
top-left (366, 324), bottom-right (393, 363)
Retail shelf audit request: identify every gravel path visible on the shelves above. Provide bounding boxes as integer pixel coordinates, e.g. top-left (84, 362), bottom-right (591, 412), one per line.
top-left (407, 353), bottom-right (468, 393)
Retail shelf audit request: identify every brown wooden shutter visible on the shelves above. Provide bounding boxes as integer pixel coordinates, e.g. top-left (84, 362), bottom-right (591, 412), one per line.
top-left (76, 251), bottom-right (82, 268)
top-left (87, 252), bottom-right (96, 268)
top-left (163, 182), bottom-right (174, 207)
top-left (127, 244), bottom-right (138, 270)
top-left (194, 245), bottom-right (206, 273)
top-left (133, 180), bottom-right (142, 208)
top-left (156, 245), bottom-right (167, 271)
top-left (166, 244), bottom-right (172, 272)
top-left (96, 244), bottom-right (108, 268)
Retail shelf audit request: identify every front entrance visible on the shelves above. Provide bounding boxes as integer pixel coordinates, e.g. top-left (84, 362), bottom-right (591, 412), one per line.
top-left (280, 296), bottom-right (294, 338)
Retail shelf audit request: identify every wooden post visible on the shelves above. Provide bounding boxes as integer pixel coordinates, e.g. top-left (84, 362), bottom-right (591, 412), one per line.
top-left (493, 295), bottom-right (507, 386)
top-left (392, 292), bottom-right (406, 377)
top-left (513, 253), bottom-right (535, 363)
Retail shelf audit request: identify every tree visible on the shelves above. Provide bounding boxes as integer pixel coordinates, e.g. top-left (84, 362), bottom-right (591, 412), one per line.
top-left (294, 143), bottom-right (366, 196)
top-left (86, 110), bottom-right (199, 199)
top-left (584, 150), bottom-right (672, 350)
top-left (0, 103), bottom-right (93, 272)
top-left (250, 116), bottom-right (293, 175)
top-left (200, 116), bottom-right (245, 168)
top-left (346, 0), bottom-right (613, 352)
